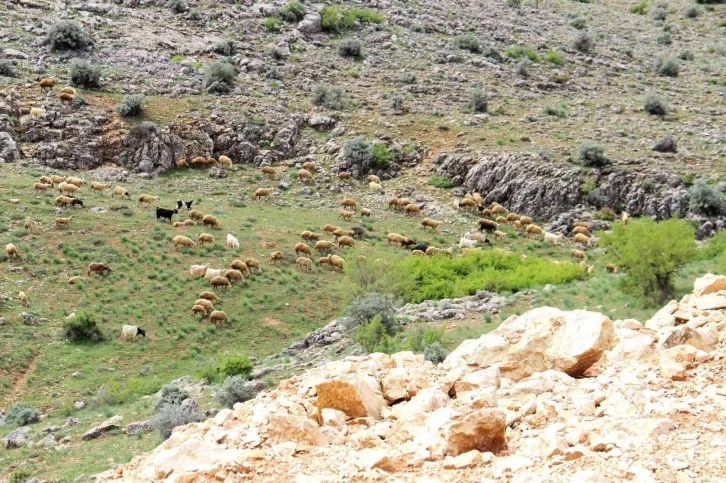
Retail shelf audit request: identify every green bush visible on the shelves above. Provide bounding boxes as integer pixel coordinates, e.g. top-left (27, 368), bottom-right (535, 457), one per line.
top-left (655, 57), bottom-right (679, 77)
top-left (355, 315), bottom-right (397, 353)
top-left (657, 32), bottom-right (672, 45)
top-left (545, 49), bottom-right (565, 65)
top-left (0, 60), bottom-right (18, 78)
top-left (516, 59), bottom-right (531, 77)
top-left (155, 384), bottom-right (189, 411)
top-left (428, 175), bottom-right (455, 189)
top-left (214, 39), bottom-right (236, 56)
top-left (576, 141), bottom-right (610, 167)
top-left (570, 17), bottom-right (587, 29)
top-left (505, 45), bottom-right (539, 62)
top-left (699, 231), bottom-right (726, 260)
top-left (506, 0), bottom-right (522, 8)
top-left (372, 143), bottom-right (394, 168)
top-left (320, 6), bottom-right (341, 31)
top-left (387, 93), bottom-right (404, 112)
top-left (216, 375), bottom-right (255, 408)
top-left (117, 94), bottom-right (145, 117)
top-left (63, 311), bottom-right (103, 342)
top-left (278, 1), bottom-right (305, 22)
top-left (150, 403), bottom-right (203, 440)
top-left (217, 354), bottom-right (253, 378)
top-left (47, 21), bottom-right (93, 52)
top-left (204, 60), bottom-right (236, 94)
top-left (338, 38), bottom-right (362, 58)
top-left (423, 342), bottom-right (449, 364)
top-left (469, 88), bottom-right (488, 113)
top-left (341, 8), bottom-right (384, 28)
top-left (601, 218), bottom-right (696, 304)
top-left (70, 59), bottom-right (101, 88)
top-left (312, 84), bottom-right (344, 110)
top-left (342, 136), bottom-right (373, 166)
top-left (688, 180), bottom-right (725, 216)
top-left (406, 325), bottom-right (446, 353)
top-left (263, 17), bottom-right (282, 31)
top-left (454, 34), bottom-right (481, 53)
top-left (572, 31), bottom-right (594, 53)
top-left (678, 50), bottom-right (695, 61)
top-left (167, 0), bottom-right (188, 13)
top-left (543, 103), bottom-right (567, 118)
top-left (342, 293), bottom-right (398, 332)
top-left (9, 470), bottom-right (34, 483)
top-left (4, 402), bottom-right (41, 427)
top-left (630, 0), bottom-right (648, 14)
top-left (399, 72), bottom-right (417, 84)
top-left (643, 91), bottom-right (668, 115)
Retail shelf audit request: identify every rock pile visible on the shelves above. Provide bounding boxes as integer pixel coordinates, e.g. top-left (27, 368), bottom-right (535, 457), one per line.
top-left (97, 275), bottom-right (726, 482)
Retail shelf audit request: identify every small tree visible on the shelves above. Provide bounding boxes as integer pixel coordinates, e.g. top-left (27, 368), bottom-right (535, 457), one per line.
top-left (47, 21), bottom-right (93, 51)
top-left (312, 84), bottom-right (344, 110)
top-left (576, 141), bottom-right (610, 167)
top-left (602, 218), bottom-right (696, 304)
top-left (70, 59), bottom-right (101, 89)
top-left (4, 402), bottom-right (41, 427)
top-left (216, 375), bottom-right (255, 408)
top-left (204, 60), bottom-right (236, 94)
top-left (320, 6), bottom-right (341, 31)
top-left (342, 293), bottom-right (398, 332)
top-left (63, 311), bottom-right (103, 342)
top-left (341, 137), bottom-right (374, 167)
top-left (688, 180), bottom-right (725, 216)
top-left (355, 315), bottom-right (389, 352)
top-left (155, 384), bottom-right (189, 411)
top-left (117, 94), bottom-right (145, 117)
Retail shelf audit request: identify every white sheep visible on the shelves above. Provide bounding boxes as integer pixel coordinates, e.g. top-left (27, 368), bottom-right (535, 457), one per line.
top-left (204, 268), bottom-right (225, 281)
top-left (120, 325), bottom-right (146, 340)
top-left (189, 263), bottom-right (210, 279)
top-left (459, 236), bottom-right (478, 249)
top-left (544, 232), bottom-right (564, 246)
top-left (226, 233), bottom-right (240, 250)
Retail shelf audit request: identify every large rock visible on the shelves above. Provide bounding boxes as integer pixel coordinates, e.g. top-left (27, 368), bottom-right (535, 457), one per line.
top-left (266, 414), bottom-right (328, 446)
top-left (0, 131), bottom-right (19, 163)
top-left (645, 300), bottom-right (679, 330)
top-left (431, 409), bottom-right (507, 457)
top-left (82, 415), bottom-right (123, 441)
top-left (315, 374), bottom-right (387, 419)
top-left (693, 274), bottom-right (726, 297)
top-left (297, 13), bottom-right (322, 34)
top-left (444, 307), bottom-right (614, 381)
top-left (3, 426), bottom-right (29, 449)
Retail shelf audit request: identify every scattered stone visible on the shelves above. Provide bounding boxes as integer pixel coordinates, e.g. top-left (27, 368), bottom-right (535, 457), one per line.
top-left (82, 415), bottom-right (122, 441)
top-left (3, 427), bottom-right (29, 449)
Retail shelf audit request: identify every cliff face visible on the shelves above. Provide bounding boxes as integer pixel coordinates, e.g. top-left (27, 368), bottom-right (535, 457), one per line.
top-left (98, 275), bottom-right (726, 482)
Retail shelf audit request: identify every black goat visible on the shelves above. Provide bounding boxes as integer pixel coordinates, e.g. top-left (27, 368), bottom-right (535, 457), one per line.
top-left (156, 207), bottom-right (178, 223)
top-left (410, 243), bottom-right (429, 253)
top-left (70, 198), bottom-right (84, 208)
top-left (478, 219), bottom-right (498, 233)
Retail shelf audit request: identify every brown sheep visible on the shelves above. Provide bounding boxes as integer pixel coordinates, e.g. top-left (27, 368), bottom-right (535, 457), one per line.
top-left (191, 156), bottom-right (209, 167)
top-left (218, 155), bottom-right (232, 167)
top-left (173, 222), bottom-right (185, 228)
top-left (459, 198), bottom-right (477, 210)
top-left (302, 161), bottom-right (316, 172)
top-left (404, 204), bottom-right (421, 216)
top-left (198, 233), bottom-right (215, 246)
top-left (210, 310), bottom-right (228, 327)
top-left (51, 175), bottom-right (65, 185)
top-left (360, 208), bottom-right (372, 217)
top-left (315, 240), bottom-right (335, 253)
top-left (225, 269), bottom-right (245, 285)
top-left (211, 276), bottom-right (231, 291)
top-left (338, 210), bottom-right (353, 221)
top-left (91, 182), bottom-right (107, 193)
top-left (296, 257), bottom-right (313, 271)
top-left (573, 226), bottom-right (591, 237)
top-left (245, 258), bottom-right (261, 273)
top-left (176, 158), bottom-right (188, 168)
top-left (254, 188), bottom-right (273, 201)
top-left (6, 243), bottom-right (20, 260)
top-left (194, 299), bottom-right (215, 313)
top-left (338, 172), bottom-right (351, 180)
top-left (199, 291), bottom-right (220, 302)
top-left (68, 276), bottom-right (86, 285)
top-left (573, 233), bottom-right (591, 246)
top-left (479, 208), bottom-right (492, 218)
top-left (526, 224), bottom-right (544, 236)
top-left (191, 305), bottom-right (208, 318)
top-left (301, 231), bottom-right (322, 242)
top-left (202, 215), bottom-right (221, 230)
top-left (411, 250), bottom-right (426, 256)
top-left (332, 229), bottom-right (353, 239)
top-left (230, 260), bottom-right (250, 275)
top-left (318, 255), bottom-right (331, 269)
top-left (338, 236), bottom-right (355, 248)
top-left (58, 182), bottom-right (80, 195)
top-left (494, 230), bottom-right (507, 239)
top-left (55, 216), bottom-right (73, 228)
top-left (606, 263), bottom-right (618, 273)
top-left (60, 87), bottom-right (76, 95)
top-left (19, 291), bottom-right (29, 307)
top-left (55, 196), bottom-right (78, 208)
top-left (65, 177), bottom-right (83, 187)
top-left (270, 251), bottom-right (284, 264)
top-left (172, 235), bottom-right (196, 250)
top-left (183, 219), bottom-right (196, 226)
top-left (329, 255), bottom-right (346, 271)
top-left (323, 224), bottom-right (340, 233)
top-left (519, 216), bottom-right (533, 225)
top-left (569, 249), bottom-right (586, 261)
top-left (262, 166), bottom-right (278, 178)
top-left (478, 219), bottom-right (498, 233)
top-left (59, 92), bottom-right (74, 104)
top-left (342, 199), bottom-right (358, 211)
top-left (506, 213), bottom-right (520, 222)
top-left (24, 219), bottom-right (40, 234)
top-left (495, 216), bottom-right (508, 225)
top-left (294, 242), bottom-right (312, 256)
top-left (622, 212), bottom-right (629, 226)
top-left (387, 233), bottom-right (408, 246)
top-left (388, 198), bottom-right (400, 209)
top-left (426, 247), bottom-right (453, 257)
top-left (33, 182), bottom-right (52, 192)
top-left (512, 221), bottom-right (522, 231)
top-left (491, 205), bottom-right (508, 216)
top-left (39, 78), bottom-right (55, 92)
top-left (421, 218), bottom-right (443, 230)
top-left (297, 169), bottom-right (313, 183)
top-left (572, 221), bottom-right (590, 229)
top-left (39, 176), bottom-right (54, 186)
top-left (138, 194), bottom-right (160, 207)
top-left (112, 186), bottom-right (130, 199)
top-left (367, 174), bottom-right (381, 184)
top-left (396, 198), bottom-right (412, 208)
top-left (87, 262), bottom-right (112, 276)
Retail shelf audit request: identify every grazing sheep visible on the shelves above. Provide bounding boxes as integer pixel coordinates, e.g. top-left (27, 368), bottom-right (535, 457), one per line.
top-left (329, 255), bottom-right (345, 271)
top-left (338, 172), bottom-right (351, 180)
top-left (211, 276), bottom-right (231, 291)
top-left (172, 235), bottom-right (196, 250)
top-left (91, 182), bottom-right (107, 193)
top-left (387, 233), bottom-right (411, 246)
top-left (218, 155), bottom-right (232, 167)
top-left (342, 199), bottom-right (358, 211)
top-left (210, 310), bottom-right (228, 327)
top-left (426, 247), bottom-right (453, 257)
top-left (39, 78), bottom-right (55, 92)
top-left (338, 210), bottom-right (353, 221)
top-left (24, 219), bottom-right (40, 234)
top-left (396, 198), bottom-right (412, 209)
top-left (367, 174), bottom-right (381, 184)
top-left (189, 264), bottom-right (210, 279)
top-left (404, 204), bottom-right (421, 216)
top-left (296, 257), bottom-right (313, 271)
top-left (55, 195), bottom-right (82, 208)
top-left (30, 107), bottom-right (46, 117)
top-left (226, 234), bottom-right (240, 250)
top-left (191, 156), bottom-right (209, 167)
top-left (421, 218), bottom-right (443, 230)
top-left (254, 188), bottom-right (273, 201)
top-left (369, 182), bottom-right (381, 192)
top-left (323, 224), bottom-right (340, 233)
top-left (544, 232), bottom-right (564, 246)
top-left (506, 213), bottom-right (520, 222)
top-left (199, 291), bottom-right (220, 302)
top-left (573, 226), bottom-right (591, 237)
top-left (315, 240), bottom-right (335, 253)
top-left (479, 207), bottom-right (492, 218)
top-left (388, 198), bottom-right (400, 209)
top-left (225, 269), bottom-right (245, 284)
top-left (183, 219), bottom-right (195, 226)
top-left (297, 169), bottom-right (313, 183)
top-left (198, 233), bottom-right (215, 246)
top-left (573, 233), bottom-right (591, 246)
top-left (5, 243), bottom-right (20, 260)
top-left (270, 251), bottom-right (284, 264)
top-left (621, 212), bottom-right (629, 226)
top-left (138, 194), bottom-right (161, 207)
top-left (262, 166), bottom-right (278, 178)
top-left (204, 268), bottom-right (225, 281)
top-left (332, 228), bottom-right (353, 239)
top-left (301, 231), bottom-right (322, 242)
top-left (173, 222), bottom-right (185, 228)
top-left (39, 176), bottom-right (54, 186)
top-left (491, 205), bottom-right (508, 216)
top-left (33, 182), bottom-right (52, 192)
top-left (459, 198), bottom-right (477, 210)
top-left (245, 258), bottom-right (261, 272)
top-left (338, 236), bottom-right (355, 248)
top-left (60, 87), bottom-right (76, 95)
top-left (55, 216), bottom-right (73, 228)
top-left (411, 250), bottom-right (426, 256)
top-left (302, 161), bottom-right (316, 172)
top-left (59, 92), bottom-right (74, 105)
top-left (176, 158), bottom-right (188, 168)
top-left (350, 226), bottom-right (366, 239)
top-left (202, 215), bottom-right (221, 230)
top-left (360, 208), bottom-right (372, 217)
top-left (87, 262), bottom-right (112, 276)
top-left (50, 175), bottom-right (65, 185)
top-left (318, 255), bottom-right (331, 268)
top-left (156, 207), bottom-right (178, 223)
top-left (494, 216), bottom-right (508, 225)
top-left (189, 210), bottom-right (204, 221)
top-left (230, 260), bottom-right (250, 275)
top-left (519, 216), bottom-right (533, 226)
top-left (526, 224), bottom-right (544, 236)
top-left (606, 263), bottom-right (617, 273)
top-left (459, 237), bottom-right (478, 249)
top-left (18, 291), bottom-right (29, 307)
top-left (68, 276), bottom-right (86, 284)
top-left (512, 221), bottom-right (522, 231)
top-left (494, 230), bottom-right (507, 239)
top-left (471, 192), bottom-right (483, 204)
top-left (572, 221), bottom-right (590, 229)
top-left (191, 305), bottom-right (208, 318)
top-left (294, 243), bottom-right (312, 256)
top-left (120, 325), bottom-right (146, 340)
top-left (66, 177), bottom-right (84, 187)
top-left (570, 249), bottom-right (586, 261)
top-left (58, 182), bottom-right (81, 195)
top-left (478, 219), bottom-right (498, 233)
top-left (112, 186), bottom-right (130, 199)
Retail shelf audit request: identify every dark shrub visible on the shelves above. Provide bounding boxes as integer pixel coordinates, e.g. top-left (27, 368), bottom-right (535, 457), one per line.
top-left (167, 0), bottom-right (189, 13)
top-left (150, 403), bottom-right (203, 440)
top-left (685, 5), bottom-right (700, 17)
top-left (543, 104), bottom-right (567, 118)
top-left (341, 293), bottom-right (398, 332)
top-left (214, 39), bottom-right (236, 56)
top-left (454, 34), bottom-right (481, 53)
top-left (469, 88), bottom-right (488, 113)
top-left (117, 94), bottom-right (145, 117)
top-left (0, 60), bottom-right (18, 78)
top-left (387, 94), bottom-right (404, 113)
top-left (338, 39), bottom-right (362, 58)
top-left (69, 59), bottom-right (101, 88)
top-left (204, 60), bottom-right (236, 94)
top-left (342, 137), bottom-right (373, 167)
top-left (572, 31), bottom-right (593, 53)
top-left (643, 92), bottom-right (668, 115)
top-left (576, 141), bottom-right (610, 167)
top-left (652, 134), bottom-right (678, 153)
top-left (279, 1), bottom-right (305, 22)
top-left (688, 180), bottom-right (725, 216)
top-left (399, 72), bottom-right (417, 84)
top-left (656, 32), bottom-right (672, 45)
top-left (4, 402), bottom-right (41, 427)
top-left (312, 84), bottom-right (344, 110)
top-left (155, 384), bottom-right (189, 411)
top-left (655, 57), bottom-right (679, 77)
top-left (47, 21), bottom-right (93, 52)
top-left (265, 65), bottom-right (282, 80)
top-left (63, 311), bottom-right (103, 342)
top-left (678, 50), bottom-right (695, 61)
top-left (570, 17), bottom-right (587, 29)
top-left (216, 375), bottom-right (255, 408)
top-left (516, 59), bottom-right (531, 77)
top-left (128, 121), bottom-right (157, 142)
top-left (652, 5), bottom-right (667, 20)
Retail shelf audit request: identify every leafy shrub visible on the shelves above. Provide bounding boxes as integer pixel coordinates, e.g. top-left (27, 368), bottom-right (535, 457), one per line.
top-left (338, 38), bottom-right (362, 58)
top-left (167, 0), bottom-right (188, 13)
top-left (69, 59), bottom-right (101, 88)
top-left (454, 34), bottom-right (481, 53)
top-left (278, 1), bottom-right (305, 22)
top-left (320, 6), bottom-right (341, 31)
top-left (423, 342), bottom-right (449, 364)
top-left (586, 188), bottom-right (605, 207)
top-left (265, 65), bottom-right (282, 80)
top-left (63, 311), bottom-right (103, 342)
top-left (506, 0), bottom-right (522, 8)
top-left (642, 177), bottom-right (659, 193)
top-left (595, 207), bottom-right (617, 221)
top-left (72, 95), bottom-right (87, 108)
top-left (652, 5), bottom-right (667, 19)
top-left (688, 180), bottom-right (725, 216)
top-left (428, 175), bottom-right (455, 189)
top-left (572, 31), bottom-right (594, 53)
top-left (217, 354), bottom-right (253, 379)
top-left (216, 375), bottom-right (255, 408)
top-left (263, 17), bottom-right (282, 31)
top-left (505, 45), bottom-right (539, 62)
top-left (545, 49), bottom-right (565, 65)
top-left (9, 470), bottom-right (34, 483)
top-left (685, 5), bottom-right (700, 17)
top-left (406, 325), bottom-right (446, 353)
top-left (312, 84), bottom-right (344, 110)
top-left (399, 72), bottom-right (417, 84)
top-left (214, 39), bottom-right (236, 56)
top-left (372, 143), bottom-right (394, 168)
top-left (469, 88), bottom-right (488, 113)
top-left (128, 121), bottom-right (157, 142)
top-left (117, 94), bottom-right (145, 117)
top-left (657, 31), bottom-right (672, 45)
top-left (602, 219), bottom-right (696, 304)
top-left (342, 293), bottom-right (398, 332)
top-left (678, 50), bottom-right (695, 61)
top-left (342, 136), bottom-right (373, 166)
top-left (643, 92), bottom-right (668, 115)
top-left (570, 17), bottom-right (587, 29)
top-left (699, 231), bottom-right (726, 260)
top-left (150, 403), bottom-right (203, 440)
top-left (155, 384), bottom-right (189, 411)
top-left (629, 0), bottom-right (648, 14)
top-left (4, 402), bottom-right (41, 427)
top-left (543, 103), bottom-right (567, 118)
top-left (355, 315), bottom-right (399, 353)
top-left (341, 8), bottom-right (384, 28)
top-left (516, 59), bottom-right (531, 77)
top-left (196, 363), bottom-right (222, 384)
top-left (204, 60), bottom-right (236, 94)
top-left (576, 141), bottom-right (610, 167)
top-left (0, 60), bottom-right (18, 78)
top-left (387, 93), bottom-right (404, 112)
top-left (655, 57), bottom-right (679, 77)
top-left (47, 21), bottom-right (93, 52)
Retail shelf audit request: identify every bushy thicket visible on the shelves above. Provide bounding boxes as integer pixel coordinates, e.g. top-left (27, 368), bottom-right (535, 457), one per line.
top-left (655, 57), bottom-right (679, 77)
top-left (643, 91), bottom-right (668, 115)
top-left (543, 103), bottom-right (567, 118)
top-left (685, 5), bottom-right (700, 17)
top-left (338, 39), bottom-right (362, 58)
top-left (399, 72), bottom-right (417, 84)
top-left (214, 39), bottom-right (236, 56)
top-left (4, 402), bottom-right (40, 427)
top-left (217, 355), bottom-right (253, 378)
top-left (469, 88), bottom-right (488, 113)
top-left (70, 59), bottom-right (101, 88)
top-left (699, 231), bottom-right (726, 260)
top-left (216, 376), bottom-right (255, 408)
top-left (342, 293), bottom-right (399, 331)
top-left (155, 384), bottom-right (189, 411)
top-left (454, 34), bottom-right (481, 53)
top-left (320, 6), bottom-right (383, 32)
top-left (63, 311), bottom-right (103, 342)
top-left (312, 84), bottom-right (343, 110)
top-left (572, 31), bottom-right (594, 53)
top-left (150, 403), bottom-right (203, 440)
top-left (47, 21), bottom-right (93, 51)
top-left (688, 180), bottom-right (725, 216)
top-left (576, 141), bottom-right (610, 167)
top-left (342, 136), bottom-right (372, 165)
top-left (423, 342), bottom-right (449, 364)
top-left (354, 316), bottom-right (447, 357)
top-left (167, 0), bottom-right (189, 13)
top-left (204, 60), bottom-right (236, 94)
top-left (428, 175), bottom-right (455, 189)
top-left (372, 142), bottom-right (394, 167)
top-left (0, 60), bottom-right (18, 78)
top-left (278, 1), bottom-right (305, 22)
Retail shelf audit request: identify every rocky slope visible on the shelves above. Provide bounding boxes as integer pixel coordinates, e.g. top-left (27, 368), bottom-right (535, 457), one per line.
top-left (96, 274), bottom-right (726, 482)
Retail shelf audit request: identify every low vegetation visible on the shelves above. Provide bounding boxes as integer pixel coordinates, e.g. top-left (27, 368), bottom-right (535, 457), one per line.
top-left (46, 21), bottom-right (93, 51)
top-left (204, 60), bottom-right (236, 94)
top-left (70, 59), bottom-right (101, 89)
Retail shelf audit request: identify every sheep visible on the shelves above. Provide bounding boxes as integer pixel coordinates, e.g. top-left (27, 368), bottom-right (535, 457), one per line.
top-left (471, 192), bottom-right (483, 204)
top-left (55, 196), bottom-right (83, 208)
top-left (323, 224), bottom-right (340, 233)
top-left (388, 198), bottom-right (400, 209)
top-left (518, 216), bottom-right (533, 226)
top-left (544, 232), bottom-right (564, 246)
top-left (204, 268), bottom-right (225, 282)
top-left (570, 249), bottom-right (586, 261)
top-left (226, 234), bottom-right (240, 250)
top-left (315, 240), bottom-right (335, 253)
top-left (369, 182), bottom-right (382, 192)
top-left (478, 219), bottom-right (498, 233)
top-left (459, 237), bottom-right (478, 249)
top-left (202, 215), bottom-right (221, 230)
top-left (262, 166), bottom-right (278, 178)
top-left (512, 221), bottom-right (522, 231)
top-left (230, 260), bottom-right (250, 276)
top-left (191, 305), bottom-right (208, 318)
top-left (91, 182), bottom-right (107, 193)
top-left (318, 255), bottom-right (331, 268)
top-left (24, 219), bottom-right (40, 234)
top-left (526, 224), bottom-right (544, 236)
top-left (338, 210), bottom-right (353, 221)
top-left (338, 236), bottom-right (355, 249)
top-left (302, 161), bottom-right (316, 172)
top-left (426, 247), bottom-right (453, 257)
top-left (572, 221), bottom-right (590, 229)
top-left (573, 233), bottom-right (591, 246)
top-left (296, 256), bottom-right (313, 271)
top-left (411, 250), bottom-right (426, 256)
top-left (5, 243), bottom-right (20, 260)
top-left (421, 218), bottom-right (443, 230)
top-left (199, 291), bottom-right (220, 302)
top-left (396, 198), bottom-right (412, 209)
top-left (156, 207), bottom-right (178, 223)
top-left (218, 155), bottom-right (233, 167)
top-left (360, 208), bottom-right (372, 217)
top-left (336, 171), bottom-right (352, 181)
top-left (293, 242), bottom-right (311, 257)
top-left (88, 262), bottom-right (113, 276)
top-left (573, 226), bottom-right (591, 237)
top-left (30, 107), bottom-right (46, 117)
top-left (332, 228), bottom-right (353, 239)
top-left (387, 233), bottom-right (411, 246)
top-left (66, 177), bottom-right (84, 187)
top-left (112, 186), bottom-right (130, 199)
top-left (367, 174), bottom-right (381, 184)
top-left (39, 176), bottom-right (54, 186)
top-left (68, 276), bottom-right (86, 284)
top-left (270, 251), bottom-right (284, 264)
top-left (173, 222), bottom-right (185, 228)
top-left (225, 269), bottom-right (245, 284)
top-left (189, 264), bottom-right (210, 279)
top-left (176, 200), bottom-right (194, 211)
top-left (55, 216), bottom-right (73, 228)
top-left (506, 213), bottom-right (520, 223)
top-left (18, 291), bottom-right (29, 307)
top-left (342, 199), bottom-right (358, 211)
top-left (492, 205), bottom-right (508, 216)
top-left (297, 169), bottom-right (313, 183)
top-left (189, 210), bottom-right (204, 221)
top-left (404, 204), bottom-right (421, 216)
top-left (50, 175), bottom-right (65, 185)
top-left (211, 276), bottom-right (231, 291)
top-left (494, 216), bottom-right (508, 226)
top-left (39, 78), bottom-right (55, 92)
top-left (245, 258), bottom-right (261, 272)
top-left (58, 182), bottom-right (81, 195)
top-left (329, 254), bottom-right (345, 271)
top-left (621, 212), bottom-right (629, 226)
top-left (198, 233), bottom-right (215, 246)
top-left (33, 182), bottom-right (52, 192)
top-left (301, 231), bottom-right (322, 242)
top-left (459, 198), bottom-right (477, 210)
top-left (350, 226), bottom-right (366, 239)
top-left (177, 158), bottom-right (188, 168)
top-left (606, 263), bottom-right (618, 273)
top-left (60, 87), bottom-right (76, 96)
top-left (172, 235), bottom-right (196, 250)
top-left (59, 92), bottom-right (74, 105)
top-left (191, 156), bottom-right (209, 167)
top-left (479, 207), bottom-right (492, 218)
top-left (210, 310), bottom-right (228, 327)
top-left (493, 230), bottom-right (507, 239)
top-left (183, 219), bottom-right (196, 226)
top-left (254, 188), bottom-right (273, 201)
top-left (138, 194), bottom-right (161, 207)
top-left (120, 325), bottom-right (146, 340)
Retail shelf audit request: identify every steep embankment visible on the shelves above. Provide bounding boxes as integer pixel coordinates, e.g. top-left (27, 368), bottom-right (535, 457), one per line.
top-left (97, 274), bottom-right (726, 482)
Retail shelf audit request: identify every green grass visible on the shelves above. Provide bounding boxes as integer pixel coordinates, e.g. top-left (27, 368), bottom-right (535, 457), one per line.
top-left (505, 45), bottom-right (539, 62)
